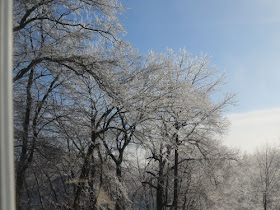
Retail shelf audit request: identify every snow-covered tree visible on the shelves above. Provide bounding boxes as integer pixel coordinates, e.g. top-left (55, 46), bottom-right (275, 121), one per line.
top-left (13, 0), bottom-right (126, 209)
top-left (129, 50), bottom-right (236, 210)
top-left (251, 144), bottom-right (280, 210)
top-left (13, 1), bottom-right (239, 210)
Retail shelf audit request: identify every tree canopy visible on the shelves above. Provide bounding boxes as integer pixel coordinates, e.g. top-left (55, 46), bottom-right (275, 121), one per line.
top-left (12, 1), bottom-right (276, 210)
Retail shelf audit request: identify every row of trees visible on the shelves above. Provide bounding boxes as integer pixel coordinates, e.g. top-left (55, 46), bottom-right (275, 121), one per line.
top-left (13, 0), bottom-right (280, 210)
top-left (218, 143), bottom-right (280, 210)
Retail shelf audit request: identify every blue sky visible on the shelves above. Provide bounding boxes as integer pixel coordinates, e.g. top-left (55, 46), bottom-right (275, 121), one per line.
top-left (121, 0), bottom-right (280, 114)
top-left (120, 0), bottom-right (280, 152)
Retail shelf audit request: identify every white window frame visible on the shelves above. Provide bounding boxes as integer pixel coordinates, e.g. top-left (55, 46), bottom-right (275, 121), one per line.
top-left (0, 0), bottom-right (16, 209)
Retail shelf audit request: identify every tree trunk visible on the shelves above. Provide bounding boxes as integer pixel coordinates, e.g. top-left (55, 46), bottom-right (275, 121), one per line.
top-left (115, 157), bottom-right (123, 210)
top-left (73, 143), bottom-right (95, 210)
top-left (89, 155), bottom-right (98, 210)
top-left (156, 158), bottom-right (165, 210)
top-left (263, 193), bottom-right (267, 210)
top-left (16, 69), bottom-right (34, 210)
top-left (173, 134), bottom-right (179, 210)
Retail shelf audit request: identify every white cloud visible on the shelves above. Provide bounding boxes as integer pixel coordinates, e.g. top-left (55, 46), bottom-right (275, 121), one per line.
top-left (223, 107), bottom-right (280, 153)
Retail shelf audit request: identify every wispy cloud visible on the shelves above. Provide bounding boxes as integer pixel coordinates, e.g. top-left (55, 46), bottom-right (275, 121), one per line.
top-left (224, 107), bottom-right (280, 153)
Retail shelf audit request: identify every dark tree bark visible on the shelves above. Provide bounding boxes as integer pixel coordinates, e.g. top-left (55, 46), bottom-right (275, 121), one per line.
top-left (172, 124), bottom-right (179, 210)
top-left (156, 155), bottom-right (165, 210)
top-left (73, 143), bottom-right (96, 210)
top-left (263, 193), bottom-right (267, 210)
top-left (16, 69), bottom-right (34, 210)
